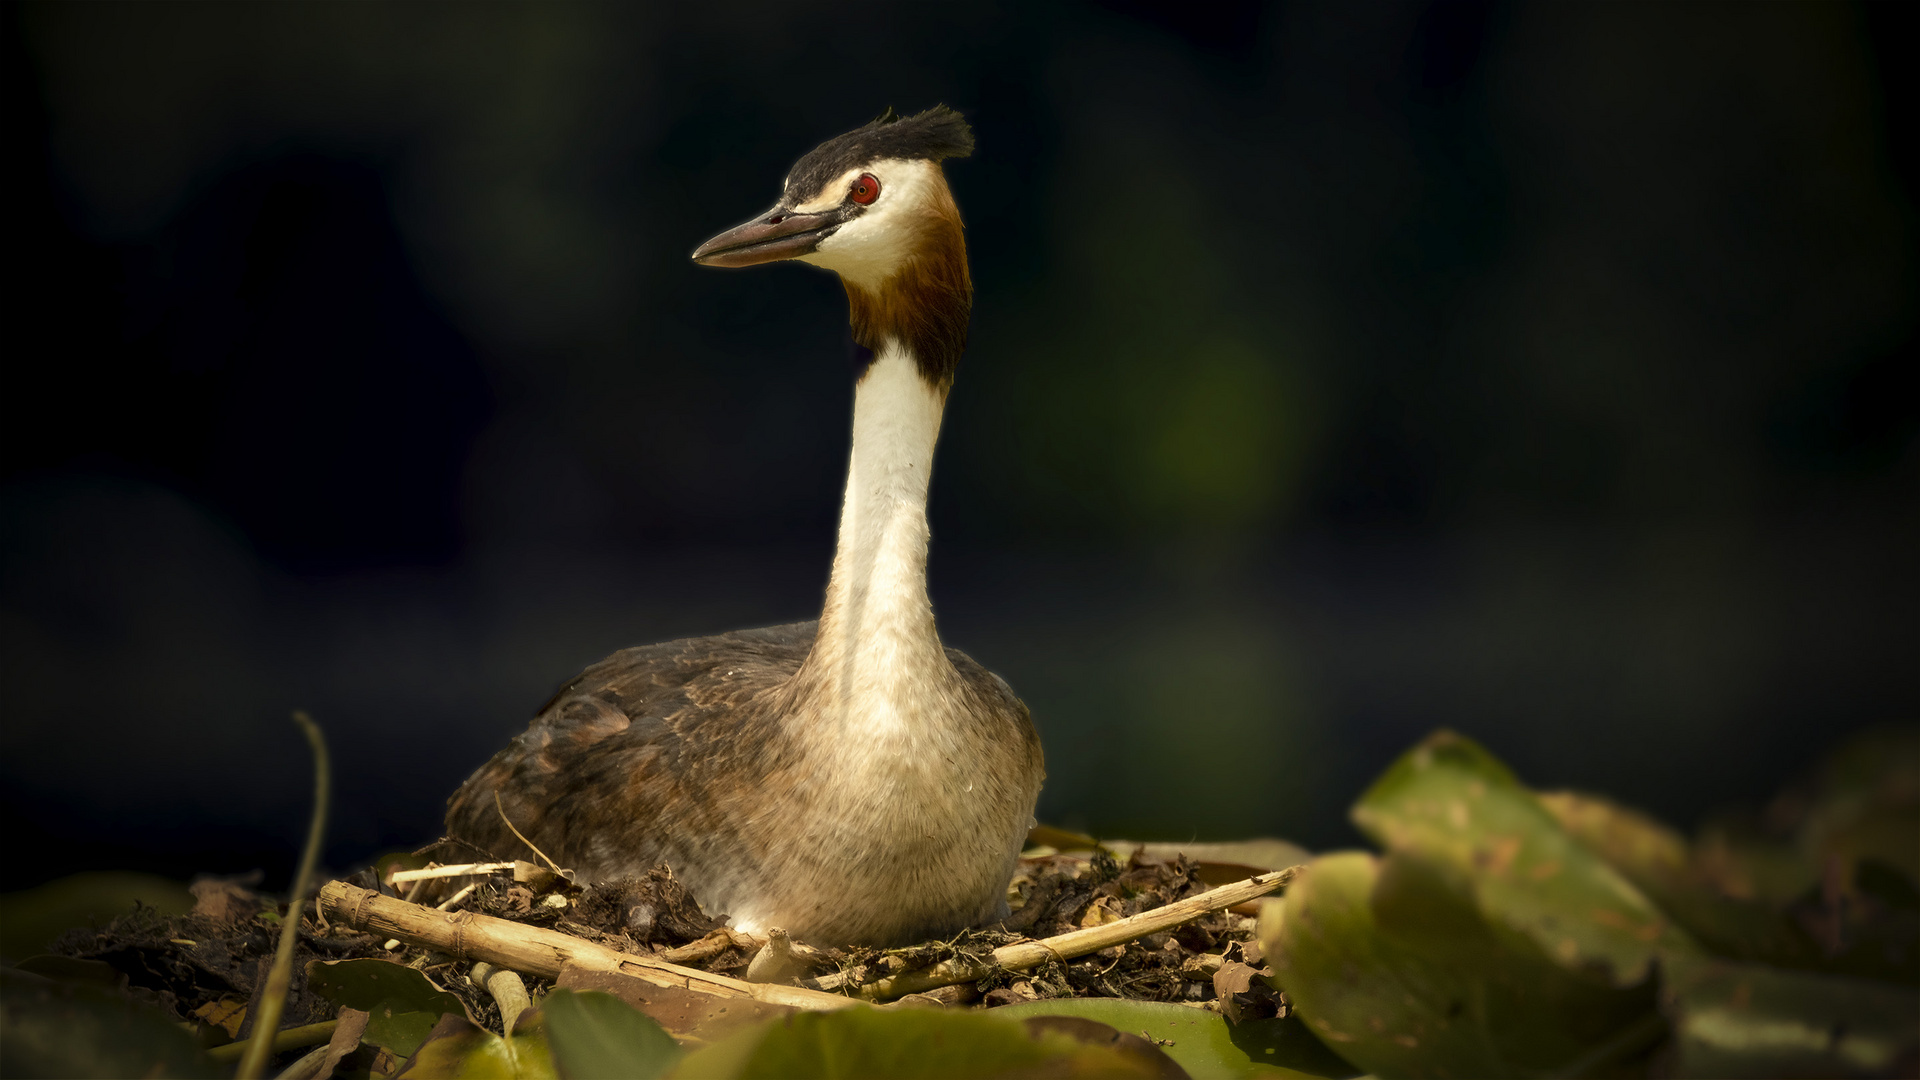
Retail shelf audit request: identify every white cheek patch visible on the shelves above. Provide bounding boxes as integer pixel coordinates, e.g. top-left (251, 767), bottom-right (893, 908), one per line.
top-left (800, 159), bottom-right (942, 290)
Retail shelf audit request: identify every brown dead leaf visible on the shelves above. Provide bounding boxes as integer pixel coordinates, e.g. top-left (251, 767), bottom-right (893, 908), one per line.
top-left (189, 876), bottom-right (262, 923)
top-left (554, 962), bottom-right (791, 1044)
top-left (1171, 923), bottom-right (1215, 953)
top-left (1181, 954), bottom-right (1224, 982)
top-left (313, 1007), bottom-right (370, 1080)
top-left (1113, 839), bottom-right (1311, 886)
top-left (1213, 960), bottom-right (1259, 997)
top-left (1079, 896), bottom-right (1123, 928)
top-left (1213, 960), bottom-right (1262, 1023)
top-left (983, 979), bottom-right (1040, 1007)
top-left (193, 997), bottom-right (247, 1038)
top-left (512, 861), bottom-right (572, 892)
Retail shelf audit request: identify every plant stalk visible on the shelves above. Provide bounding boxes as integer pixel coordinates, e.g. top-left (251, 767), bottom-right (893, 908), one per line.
top-left (236, 712), bottom-right (331, 1080)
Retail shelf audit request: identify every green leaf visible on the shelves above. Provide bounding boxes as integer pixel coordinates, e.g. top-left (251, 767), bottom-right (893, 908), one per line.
top-left (1797, 725), bottom-right (1920, 883)
top-left (0, 966), bottom-right (218, 1078)
top-left (1662, 952), bottom-right (1920, 1078)
top-left (0, 872), bottom-right (193, 958)
top-left (1351, 729), bottom-right (1699, 984)
top-left (1538, 790), bottom-right (1834, 971)
top-left (667, 1006), bottom-right (1172, 1079)
top-left (308, 957), bottom-right (470, 1057)
top-left (542, 989), bottom-right (683, 1080)
top-left (9, 955), bottom-right (128, 989)
top-left (307, 957), bottom-right (468, 1018)
top-left (992, 997), bottom-right (1359, 1079)
top-left (398, 1011), bottom-right (557, 1079)
top-left (1264, 851), bottom-right (1665, 1079)
top-left (1026, 824), bottom-right (1103, 852)
top-left (370, 849), bottom-right (435, 885)
top-left (366, 1003), bottom-right (450, 1059)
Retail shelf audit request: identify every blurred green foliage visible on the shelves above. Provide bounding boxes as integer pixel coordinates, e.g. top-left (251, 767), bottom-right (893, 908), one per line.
top-left (542, 989), bottom-right (683, 1080)
top-left (994, 998), bottom-right (1358, 1079)
top-left (0, 966), bottom-right (218, 1079)
top-left (306, 957), bottom-right (471, 1057)
top-left (1264, 727), bottom-right (1920, 1078)
top-left (0, 872), bottom-right (192, 960)
top-left (400, 1010), bottom-right (556, 1080)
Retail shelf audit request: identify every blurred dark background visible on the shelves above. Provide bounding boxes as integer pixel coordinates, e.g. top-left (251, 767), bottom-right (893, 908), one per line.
top-left (3, 2), bottom-right (1914, 892)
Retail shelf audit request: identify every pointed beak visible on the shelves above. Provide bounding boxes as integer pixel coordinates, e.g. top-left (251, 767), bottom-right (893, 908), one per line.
top-left (691, 205), bottom-right (848, 268)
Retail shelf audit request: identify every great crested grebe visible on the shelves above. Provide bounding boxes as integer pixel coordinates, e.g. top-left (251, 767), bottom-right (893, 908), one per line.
top-left (446, 107), bottom-right (1045, 948)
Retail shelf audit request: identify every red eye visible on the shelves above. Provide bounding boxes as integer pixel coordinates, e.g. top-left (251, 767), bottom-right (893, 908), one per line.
top-left (849, 173), bottom-right (881, 205)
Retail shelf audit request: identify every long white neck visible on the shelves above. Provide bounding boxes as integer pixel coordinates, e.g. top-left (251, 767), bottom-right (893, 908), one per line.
top-left (805, 343), bottom-right (954, 728)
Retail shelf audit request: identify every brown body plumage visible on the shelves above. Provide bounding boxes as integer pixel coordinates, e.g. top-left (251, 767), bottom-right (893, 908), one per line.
top-left (446, 107), bottom-right (1045, 947)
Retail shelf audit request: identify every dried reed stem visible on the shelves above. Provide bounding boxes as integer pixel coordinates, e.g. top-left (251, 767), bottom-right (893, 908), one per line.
top-left (316, 880), bottom-right (859, 1012)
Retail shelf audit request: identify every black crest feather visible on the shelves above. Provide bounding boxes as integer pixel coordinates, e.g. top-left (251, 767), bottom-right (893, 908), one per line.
top-left (784, 105), bottom-right (974, 202)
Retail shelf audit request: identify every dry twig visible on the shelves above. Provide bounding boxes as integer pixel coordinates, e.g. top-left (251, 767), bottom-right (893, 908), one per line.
top-left (208, 1021), bottom-right (339, 1064)
top-left (317, 880), bottom-right (859, 1012)
top-left (657, 928), bottom-right (762, 965)
top-left (386, 883), bottom-right (476, 951)
top-left (493, 791), bottom-right (567, 878)
top-left (470, 962), bottom-right (532, 1034)
top-left (388, 862), bottom-right (516, 885)
top-left (811, 866), bottom-right (1300, 1001)
top-left (320, 865), bottom-right (1299, 1014)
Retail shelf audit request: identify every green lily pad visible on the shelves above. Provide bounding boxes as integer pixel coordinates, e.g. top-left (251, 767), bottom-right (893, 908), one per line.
top-left (992, 997), bottom-right (1359, 1079)
top-left (0, 966), bottom-right (218, 1078)
top-left (667, 1006), bottom-right (1173, 1079)
top-left (542, 989), bottom-right (683, 1080)
top-left (1662, 952), bottom-right (1920, 1078)
top-left (1264, 851), bottom-right (1665, 1079)
top-left (397, 1010), bottom-right (558, 1079)
top-left (1351, 730), bottom-right (1699, 985)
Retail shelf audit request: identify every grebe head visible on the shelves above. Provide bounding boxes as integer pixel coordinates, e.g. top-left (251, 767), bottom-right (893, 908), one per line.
top-left (690, 106), bottom-right (973, 293)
